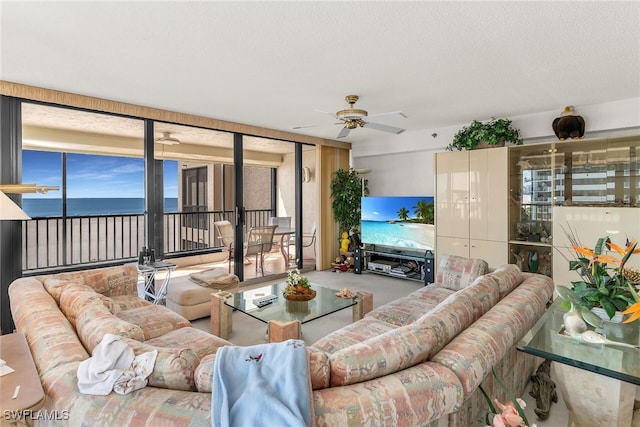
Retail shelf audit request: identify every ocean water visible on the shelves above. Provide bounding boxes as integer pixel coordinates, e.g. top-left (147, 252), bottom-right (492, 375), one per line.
top-left (22, 198), bottom-right (178, 217)
top-left (361, 220), bottom-right (435, 250)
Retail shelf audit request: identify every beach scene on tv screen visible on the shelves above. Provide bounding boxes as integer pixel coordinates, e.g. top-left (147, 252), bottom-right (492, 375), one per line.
top-left (361, 196), bottom-right (435, 250)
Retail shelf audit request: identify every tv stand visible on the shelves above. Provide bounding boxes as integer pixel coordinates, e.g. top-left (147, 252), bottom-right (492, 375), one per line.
top-left (364, 245), bottom-right (433, 284)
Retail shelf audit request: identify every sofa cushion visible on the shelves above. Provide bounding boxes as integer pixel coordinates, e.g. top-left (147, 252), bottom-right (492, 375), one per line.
top-left (108, 295), bottom-right (151, 313)
top-left (329, 323), bottom-right (438, 386)
top-left (43, 277), bottom-right (86, 304)
top-left (44, 265), bottom-right (139, 297)
top-left (115, 305), bottom-right (191, 340)
top-left (409, 284), bottom-right (457, 303)
top-left (58, 282), bottom-right (115, 324)
top-left (414, 291), bottom-right (477, 357)
top-left (145, 326), bottom-right (230, 360)
top-left (313, 361), bottom-right (464, 427)
top-left (311, 317), bottom-right (397, 354)
top-left (436, 255), bottom-right (489, 291)
top-left (194, 353), bottom-right (218, 392)
top-left (75, 302), bottom-right (145, 351)
top-left (365, 285), bottom-right (455, 326)
top-left (453, 275), bottom-right (500, 320)
top-left (485, 263), bottom-right (523, 298)
top-left (121, 337), bottom-right (200, 391)
top-left (364, 298), bottom-right (440, 327)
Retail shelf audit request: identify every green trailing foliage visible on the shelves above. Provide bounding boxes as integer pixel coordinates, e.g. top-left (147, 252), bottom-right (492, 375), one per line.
top-left (447, 117), bottom-right (523, 151)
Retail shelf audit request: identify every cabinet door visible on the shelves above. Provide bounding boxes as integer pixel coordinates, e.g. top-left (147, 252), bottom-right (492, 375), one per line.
top-left (436, 236), bottom-right (470, 258)
top-left (436, 151), bottom-right (469, 238)
top-left (469, 239), bottom-right (508, 269)
top-left (469, 148), bottom-right (508, 241)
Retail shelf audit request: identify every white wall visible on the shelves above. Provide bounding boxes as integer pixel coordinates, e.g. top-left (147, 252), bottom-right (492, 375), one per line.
top-left (353, 98), bottom-right (640, 196)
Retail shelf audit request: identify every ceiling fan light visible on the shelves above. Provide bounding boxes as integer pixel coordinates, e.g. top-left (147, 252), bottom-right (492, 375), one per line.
top-left (156, 131), bottom-right (181, 145)
top-left (336, 108), bottom-right (368, 120)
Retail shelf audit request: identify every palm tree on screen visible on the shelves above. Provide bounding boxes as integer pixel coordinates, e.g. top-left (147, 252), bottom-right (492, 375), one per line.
top-left (397, 207), bottom-right (409, 221)
top-left (413, 199), bottom-right (434, 224)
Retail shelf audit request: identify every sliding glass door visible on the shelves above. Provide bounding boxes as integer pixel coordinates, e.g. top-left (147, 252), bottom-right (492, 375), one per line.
top-left (18, 101), bottom-right (317, 282)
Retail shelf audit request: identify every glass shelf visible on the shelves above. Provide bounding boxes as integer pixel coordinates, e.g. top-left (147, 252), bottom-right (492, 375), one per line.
top-left (509, 135), bottom-right (640, 279)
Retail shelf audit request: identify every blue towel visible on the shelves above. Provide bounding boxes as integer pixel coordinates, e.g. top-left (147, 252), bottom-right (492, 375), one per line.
top-left (212, 339), bottom-right (312, 427)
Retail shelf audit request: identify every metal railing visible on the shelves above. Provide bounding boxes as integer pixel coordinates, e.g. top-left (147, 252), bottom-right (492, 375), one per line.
top-left (22, 208), bottom-right (272, 273)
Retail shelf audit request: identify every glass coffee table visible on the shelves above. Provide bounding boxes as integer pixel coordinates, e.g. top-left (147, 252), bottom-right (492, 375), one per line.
top-left (210, 282), bottom-right (373, 342)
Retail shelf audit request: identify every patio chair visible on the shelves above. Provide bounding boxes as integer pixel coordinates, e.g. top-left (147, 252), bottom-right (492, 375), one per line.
top-left (287, 222), bottom-right (317, 263)
top-left (213, 220), bottom-right (235, 273)
top-left (300, 223), bottom-right (317, 259)
top-left (244, 225), bottom-right (277, 276)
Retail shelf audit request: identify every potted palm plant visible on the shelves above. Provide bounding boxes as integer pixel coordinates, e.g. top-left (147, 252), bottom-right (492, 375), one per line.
top-left (330, 168), bottom-right (369, 250)
top-left (446, 117), bottom-right (523, 151)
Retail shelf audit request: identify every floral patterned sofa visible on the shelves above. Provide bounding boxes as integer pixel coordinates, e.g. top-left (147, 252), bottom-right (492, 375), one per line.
top-left (307, 256), bottom-right (553, 426)
top-left (9, 264), bottom-right (231, 426)
top-left (9, 255), bottom-right (553, 426)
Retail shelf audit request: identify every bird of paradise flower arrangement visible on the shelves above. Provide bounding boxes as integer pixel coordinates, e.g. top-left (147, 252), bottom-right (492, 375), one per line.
top-left (555, 225), bottom-right (640, 328)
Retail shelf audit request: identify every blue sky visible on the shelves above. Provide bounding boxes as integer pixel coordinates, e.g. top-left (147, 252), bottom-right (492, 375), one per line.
top-left (361, 196), bottom-right (434, 221)
top-left (22, 150), bottom-right (178, 198)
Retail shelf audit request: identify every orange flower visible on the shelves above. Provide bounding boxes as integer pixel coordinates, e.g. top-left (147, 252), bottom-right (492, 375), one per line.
top-left (571, 245), bottom-right (621, 267)
top-left (622, 301), bottom-right (640, 323)
top-left (608, 239), bottom-right (640, 256)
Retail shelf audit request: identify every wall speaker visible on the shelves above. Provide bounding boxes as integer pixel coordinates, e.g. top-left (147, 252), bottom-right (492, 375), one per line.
top-left (354, 247), bottom-right (363, 274)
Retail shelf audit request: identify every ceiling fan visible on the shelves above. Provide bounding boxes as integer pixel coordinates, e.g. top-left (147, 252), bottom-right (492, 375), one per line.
top-left (156, 131), bottom-right (181, 145)
top-left (294, 95), bottom-right (407, 139)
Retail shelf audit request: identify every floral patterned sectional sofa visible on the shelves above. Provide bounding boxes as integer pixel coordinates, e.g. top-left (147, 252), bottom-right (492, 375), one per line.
top-left (8, 255), bottom-right (553, 426)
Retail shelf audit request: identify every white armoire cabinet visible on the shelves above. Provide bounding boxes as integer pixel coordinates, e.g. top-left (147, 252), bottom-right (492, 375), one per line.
top-left (435, 147), bottom-right (508, 269)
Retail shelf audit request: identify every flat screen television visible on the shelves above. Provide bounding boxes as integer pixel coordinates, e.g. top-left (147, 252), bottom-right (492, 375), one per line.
top-left (360, 196), bottom-right (435, 251)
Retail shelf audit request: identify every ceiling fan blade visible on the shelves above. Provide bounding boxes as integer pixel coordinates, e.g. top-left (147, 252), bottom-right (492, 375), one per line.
top-left (365, 111), bottom-right (408, 122)
top-left (362, 121), bottom-right (406, 135)
top-left (293, 122), bottom-right (343, 130)
top-left (337, 127), bottom-right (351, 139)
top-left (316, 110), bottom-right (340, 120)
top-left (293, 124), bottom-right (322, 130)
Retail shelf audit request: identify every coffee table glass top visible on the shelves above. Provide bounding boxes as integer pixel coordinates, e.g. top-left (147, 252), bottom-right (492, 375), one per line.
top-left (225, 282), bottom-right (356, 324)
top-left (518, 298), bottom-right (640, 385)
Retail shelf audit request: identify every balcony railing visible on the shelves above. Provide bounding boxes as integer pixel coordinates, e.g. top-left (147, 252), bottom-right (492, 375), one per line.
top-left (22, 208), bottom-right (272, 273)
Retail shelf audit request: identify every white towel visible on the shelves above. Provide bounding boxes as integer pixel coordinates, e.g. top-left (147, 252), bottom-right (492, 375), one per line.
top-left (114, 349), bottom-right (158, 395)
top-left (77, 334), bottom-right (156, 396)
top-left (212, 339), bottom-right (312, 427)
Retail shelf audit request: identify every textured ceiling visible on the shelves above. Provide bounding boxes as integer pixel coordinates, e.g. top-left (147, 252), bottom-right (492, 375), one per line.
top-left (1, 1), bottom-right (639, 148)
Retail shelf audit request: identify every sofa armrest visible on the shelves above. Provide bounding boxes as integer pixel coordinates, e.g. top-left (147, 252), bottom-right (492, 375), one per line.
top-left (9, 278), bottom-right (89, 376)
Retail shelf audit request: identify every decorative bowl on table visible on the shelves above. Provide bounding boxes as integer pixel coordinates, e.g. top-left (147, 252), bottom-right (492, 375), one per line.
top-left (284, 289), bottom-right (316, 301)
top-left (283, 268), bottom-right (316, 301)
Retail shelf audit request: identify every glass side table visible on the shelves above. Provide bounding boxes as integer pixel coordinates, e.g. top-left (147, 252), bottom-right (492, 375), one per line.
top-left (518, 298), bottom-right (640, 426)
top-left (138, 261), bottom-right (177, 305)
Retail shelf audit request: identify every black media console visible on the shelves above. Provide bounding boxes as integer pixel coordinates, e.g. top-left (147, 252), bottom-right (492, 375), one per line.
top-left (363, 245), bottom-right (434, 285)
